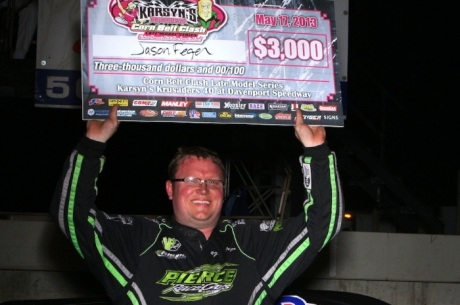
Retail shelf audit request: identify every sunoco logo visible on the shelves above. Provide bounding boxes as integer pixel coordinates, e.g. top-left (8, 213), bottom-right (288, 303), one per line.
top-left (157, 263), bottom-right (238, 301)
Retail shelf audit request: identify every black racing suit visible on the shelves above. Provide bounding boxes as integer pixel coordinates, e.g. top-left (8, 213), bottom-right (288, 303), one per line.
top-left (50, 136), bottom-right (343, 305)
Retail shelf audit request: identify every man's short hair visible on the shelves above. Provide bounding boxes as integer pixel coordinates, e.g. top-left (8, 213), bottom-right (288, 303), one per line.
top-left (168, 146), bottom-right (225, 179)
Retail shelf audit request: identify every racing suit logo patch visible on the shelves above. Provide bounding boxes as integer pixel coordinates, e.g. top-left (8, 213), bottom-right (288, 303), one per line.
top-left (260, 220), bottom-right (276, 232)
top-left (302, 163), bottom-right (312, 190)
top-left (157, 263), bottom-right (238, 301)
top-left (273, 220), bottom-right (283, 232)
top-left (260, 220), bottom-right (283, 232)
top-left (162, 237), bottom-right (181, 251)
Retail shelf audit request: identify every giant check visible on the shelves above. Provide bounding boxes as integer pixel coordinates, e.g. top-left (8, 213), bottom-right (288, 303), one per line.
top-left (80, 0), bottom-right (344, 126)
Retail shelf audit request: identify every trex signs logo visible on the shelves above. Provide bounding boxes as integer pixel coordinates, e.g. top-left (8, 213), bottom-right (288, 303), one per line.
top-left (108, 0), bottom-right (228, 43)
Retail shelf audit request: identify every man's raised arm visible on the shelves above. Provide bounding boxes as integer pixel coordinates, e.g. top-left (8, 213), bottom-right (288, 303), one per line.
top-left (294, 108), bottom-right (326, 147)
top-left (86, 105), bottom-right (120, 143)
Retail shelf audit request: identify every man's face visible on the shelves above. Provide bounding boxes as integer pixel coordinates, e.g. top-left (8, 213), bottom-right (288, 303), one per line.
top-left (166, 156), bottom-right (224, 231)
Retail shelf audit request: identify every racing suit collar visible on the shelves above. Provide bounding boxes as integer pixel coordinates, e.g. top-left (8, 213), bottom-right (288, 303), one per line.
top-left (171, 217), bottom-right (209, 241)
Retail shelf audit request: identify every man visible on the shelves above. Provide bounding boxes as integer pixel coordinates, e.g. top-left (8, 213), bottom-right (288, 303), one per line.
top-left (51, 105), bottom-right (343, 304)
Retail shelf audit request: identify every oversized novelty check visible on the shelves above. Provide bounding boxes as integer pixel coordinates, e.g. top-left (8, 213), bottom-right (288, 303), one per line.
top-left (81, 0), bottom-right (344, 126)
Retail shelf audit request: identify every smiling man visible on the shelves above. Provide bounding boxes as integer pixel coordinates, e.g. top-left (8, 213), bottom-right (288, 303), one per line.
top-left (166, 149), bottom-right (225, 238)
top-left (51, 105), bottom-right (343, 304)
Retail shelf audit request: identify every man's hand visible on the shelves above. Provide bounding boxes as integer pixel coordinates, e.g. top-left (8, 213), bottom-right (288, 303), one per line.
top-left (294, 108), bottom-right (326, 147)
top-left (86, 105), bottom-right (120, 143)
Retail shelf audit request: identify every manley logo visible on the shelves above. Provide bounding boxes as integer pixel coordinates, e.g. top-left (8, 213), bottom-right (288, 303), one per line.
top-left (161, 101), bottom-right (191, 107)
top-left (157, 263), bottom-right (238, 301)
top-left (108, 0), bottom-right (228, 43)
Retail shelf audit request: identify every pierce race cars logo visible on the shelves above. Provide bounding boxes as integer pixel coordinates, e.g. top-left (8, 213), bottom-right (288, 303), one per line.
top-left (108, 0), bottom-right (228, 43)
top-left (157, 263), bottom-right (238, 301)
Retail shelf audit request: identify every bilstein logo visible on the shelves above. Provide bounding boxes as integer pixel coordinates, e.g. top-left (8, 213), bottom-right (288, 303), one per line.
top-left (162, 237), bottom-right (181, 251)
top-left (157, 263), bottom-right (238, 301)
top-left (108, 0), bottom-right (228, 44)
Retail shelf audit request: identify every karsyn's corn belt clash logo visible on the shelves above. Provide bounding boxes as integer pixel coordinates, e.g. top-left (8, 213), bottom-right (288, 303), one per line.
top-left (108, 0), bottom-right (227, 43)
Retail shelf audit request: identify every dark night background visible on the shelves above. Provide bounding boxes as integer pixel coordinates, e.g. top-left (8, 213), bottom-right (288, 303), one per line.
top-left (0, 1), bottom-right (458, 230)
